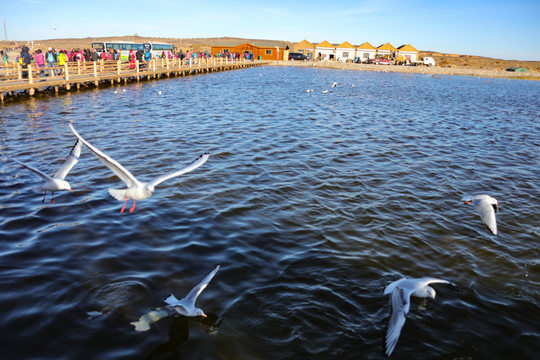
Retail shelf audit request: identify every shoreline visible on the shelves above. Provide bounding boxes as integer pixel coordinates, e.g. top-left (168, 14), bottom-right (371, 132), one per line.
top-left (270, 60), bottom-right (540, 80)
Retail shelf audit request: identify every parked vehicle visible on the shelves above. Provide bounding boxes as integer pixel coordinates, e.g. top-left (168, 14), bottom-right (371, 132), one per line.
top-left (410, 57), bottom-right (436, 66)
top-left (289, 53), bottom-right (308, 61)
top-left (373, 57), bottom-right (394, 65)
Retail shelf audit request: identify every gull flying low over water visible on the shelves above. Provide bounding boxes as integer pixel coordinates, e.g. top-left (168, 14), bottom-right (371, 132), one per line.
top-left (461, 194), bottom-right (499, 235)
top-left (383, 277), bottom-right (462, 357)
top-left (10, 139), bottom-right (82, 204)
top-left (130, 265), bottom-right (220, 332)
top-left (331, 82), bottom-right (338, 88)
top-left (69, 123), bottom-right (209, 213)
top-left (164, 265), bottom-right (220, 317)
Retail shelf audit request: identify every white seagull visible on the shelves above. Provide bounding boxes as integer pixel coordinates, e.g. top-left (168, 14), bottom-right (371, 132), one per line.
top-left (383, 277), bottom-right (462, 357)
top-left (10, 139), bottom-right (82, 204)
top-left (331, 82), bottom-right (338, 88)
top-left (69, 123), bottom-right (209, 213)
top-left (164, 265), bottom-right (220, 317)
top-left (461, 194), bottom-right (499, 235)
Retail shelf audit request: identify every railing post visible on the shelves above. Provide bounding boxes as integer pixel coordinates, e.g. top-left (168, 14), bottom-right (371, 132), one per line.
top-left (64, 63), bottom-right (69, 80)
top-left (93, 61), bottom-right (98, 77)
top-left (17, 62), bottom-right (22, 80)
top-left (28, 64), bottom-right (33, 84)
top-left (78, 60), bottom-right (82, 75)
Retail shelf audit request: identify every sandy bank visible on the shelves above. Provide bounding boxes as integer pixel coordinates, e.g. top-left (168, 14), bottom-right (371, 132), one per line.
top-left (270, 60), bottom-right (540, 80)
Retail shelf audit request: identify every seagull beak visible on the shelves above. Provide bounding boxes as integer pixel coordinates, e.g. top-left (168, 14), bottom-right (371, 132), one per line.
top-left (463, 200), bottom-right (471, 205)
top-left (201, 313), bottom-right (207, 318)
top-left (69, 188), bottom-right (73, 192)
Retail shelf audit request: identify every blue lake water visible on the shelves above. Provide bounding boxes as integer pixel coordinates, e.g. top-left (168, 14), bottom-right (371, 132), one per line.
top-left (0, 66), bottom-right (539, 359)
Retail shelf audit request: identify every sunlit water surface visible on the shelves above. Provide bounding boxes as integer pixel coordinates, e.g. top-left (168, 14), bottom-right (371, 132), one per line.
top-left (1, 67), bottom-right (539, 359)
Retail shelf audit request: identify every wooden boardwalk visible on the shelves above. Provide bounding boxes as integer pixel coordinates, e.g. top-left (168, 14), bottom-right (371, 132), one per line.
top-left (0, 57), bottom-right (270, 102)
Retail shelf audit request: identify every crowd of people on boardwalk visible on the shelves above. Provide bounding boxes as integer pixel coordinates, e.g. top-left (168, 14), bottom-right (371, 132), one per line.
top-left (7, 44), bottom-right (252, 80)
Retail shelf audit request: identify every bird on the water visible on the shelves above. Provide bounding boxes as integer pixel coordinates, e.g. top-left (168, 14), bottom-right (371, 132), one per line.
top-left (10, 139), bottom-right (82, 204)
top-left (461, 194), bottom-right (499, 235)
top-left (383, 277), bottom-right (462, 357)
top-left (69, 123), bottom-right (209, 213)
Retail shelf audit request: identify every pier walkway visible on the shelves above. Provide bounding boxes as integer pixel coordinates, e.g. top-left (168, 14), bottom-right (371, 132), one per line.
top-left (0, 57), bottom-right (270, 102)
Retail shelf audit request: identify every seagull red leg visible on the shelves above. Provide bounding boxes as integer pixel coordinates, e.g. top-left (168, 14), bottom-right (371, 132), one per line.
top-left (120, 197), bottom-right (129, 213)
top-left (129, 200), bottom-right (136, 214)
top-left (51, 192), bottom-right (55, 204)
top-left (42, 191), bottom-right (47, 203)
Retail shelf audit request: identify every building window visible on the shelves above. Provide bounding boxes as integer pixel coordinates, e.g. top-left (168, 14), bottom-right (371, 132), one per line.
top-left (343, 52), bottom-right (349, 58)
top-left (265, 50), bottom-right (272, 55)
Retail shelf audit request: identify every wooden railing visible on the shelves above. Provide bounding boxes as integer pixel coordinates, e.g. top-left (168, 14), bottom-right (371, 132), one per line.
top-left (0, 56), bottom-right (254, 85)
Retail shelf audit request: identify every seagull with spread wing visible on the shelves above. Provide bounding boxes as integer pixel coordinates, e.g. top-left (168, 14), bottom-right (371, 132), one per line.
top-left (130, 265), bottom-right (220, 332)
top-left (69, 123), bottom-right (209, 213)
top-left (461, 194), bottom-right (499, 235)
top-left (383, 277), bottom-right (462, 357)
top-left (164, 265), bottom-right (220, 317)
top-left (10, 139), bottom-right (82, 204)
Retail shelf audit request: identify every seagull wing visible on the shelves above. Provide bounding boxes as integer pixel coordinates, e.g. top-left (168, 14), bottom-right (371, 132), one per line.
top-left (11, 158), bottom-right (54, 183)
top-left (474, 197), bottom-right (497, 235)
top-left (183, 265), bottom-right (220, 306)
top-left (424, 278), bottom-right (463, 293)
top-left (385, 286), bottom-right (411, 357)
top-left (54, 139), bottom-right (82, 179)
top-left (149, 152), bottom-right (209, 188)
top-left (69, 123), bottom-right (139, 187)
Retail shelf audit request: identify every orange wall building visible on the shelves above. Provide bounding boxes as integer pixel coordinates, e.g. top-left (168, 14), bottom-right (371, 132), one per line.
top-left (211, 40), bottom-right (290, 60)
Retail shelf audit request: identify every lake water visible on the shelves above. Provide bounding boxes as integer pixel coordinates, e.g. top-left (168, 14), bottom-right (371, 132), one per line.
top-left (0, 66), bottom-right (539, 360)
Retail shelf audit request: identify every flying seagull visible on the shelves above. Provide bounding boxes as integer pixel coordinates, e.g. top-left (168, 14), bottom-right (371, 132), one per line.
top-left (69, 123), bottom-right (209, 213)
top-left (164, 265), bottom-right (220, 317)
top-left (461, 194), bottom-right (499, 235)
top-left (130, 265), bottom-right (220, 332)
top-left (383, 277), bottom-right (462, 357)
top-left (10, 139), bottom-right (82, 204)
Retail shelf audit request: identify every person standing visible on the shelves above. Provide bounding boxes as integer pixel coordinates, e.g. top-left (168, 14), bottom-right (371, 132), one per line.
top-left (34, 49), bottom-right (46, 79)
top-left (46, 47), bottom-right (57, 76)
top-left (128, 50), bottom-right (135, 69)
top-left (144, 47), bottom-right (152, 68)
top-left (57, 49), bottom-right (68, 75)
top-left (20, 46), bottom-right (33, 79)
top-left (135, 49), bottom-right (144, 68)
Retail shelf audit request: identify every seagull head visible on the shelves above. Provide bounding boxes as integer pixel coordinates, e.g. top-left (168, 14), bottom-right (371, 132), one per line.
top-left (144, 184), bottom-right (155, 195)
top-left (57, 179), bottom-right (73, 192)
top-left (194, 308), bottom-right (207, 318)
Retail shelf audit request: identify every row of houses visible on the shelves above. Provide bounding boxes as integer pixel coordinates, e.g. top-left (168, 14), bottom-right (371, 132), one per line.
top-left (210, 39), bottom-right (420, 62)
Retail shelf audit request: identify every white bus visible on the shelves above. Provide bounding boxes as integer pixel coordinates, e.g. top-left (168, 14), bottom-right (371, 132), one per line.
top-left (144, 42), bottom-right (175, 58)
top-left (91, 41), bottom-right (145, 60)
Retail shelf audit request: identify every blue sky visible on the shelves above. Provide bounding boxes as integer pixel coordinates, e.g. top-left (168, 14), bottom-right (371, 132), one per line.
top-left (3, 0), bottom-right (540, 60)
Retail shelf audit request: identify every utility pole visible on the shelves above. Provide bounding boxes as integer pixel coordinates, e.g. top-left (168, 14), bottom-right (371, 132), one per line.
top-left (3, 20), bottom-right (7, 41)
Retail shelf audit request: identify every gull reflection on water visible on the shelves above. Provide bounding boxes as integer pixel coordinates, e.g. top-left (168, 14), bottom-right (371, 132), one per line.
top-left (144, 311), bottom-right (221, 360)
